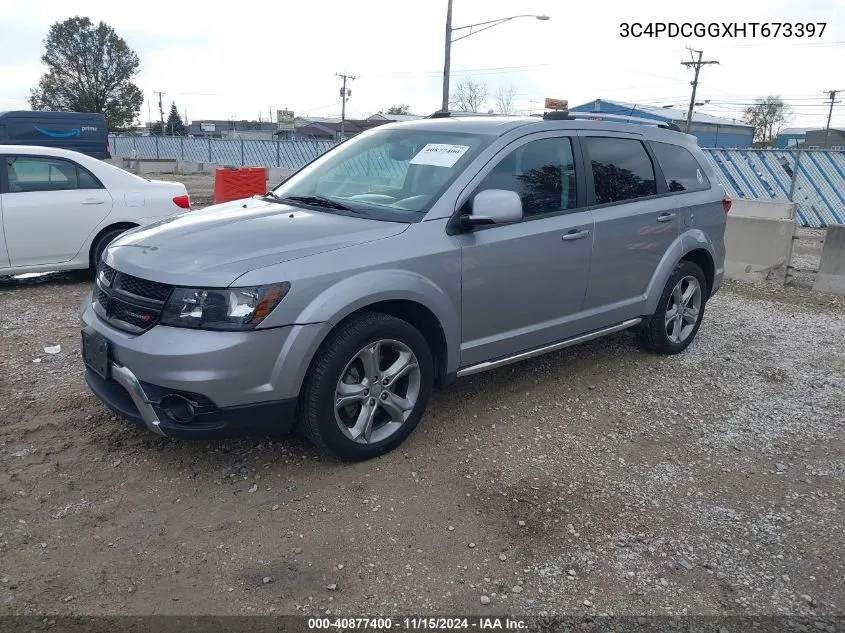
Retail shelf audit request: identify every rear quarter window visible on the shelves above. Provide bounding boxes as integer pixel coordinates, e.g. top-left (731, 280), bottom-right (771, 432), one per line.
top-left (584, 136), bottom-right (657, 204)
top-left (651, 141), bottom-right (710, 192)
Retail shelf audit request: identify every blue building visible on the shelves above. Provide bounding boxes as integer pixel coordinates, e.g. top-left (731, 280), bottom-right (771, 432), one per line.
top-left (569, 99), bottom-right (755, 148)
top-left (773, 127), bottom-right (821, 149)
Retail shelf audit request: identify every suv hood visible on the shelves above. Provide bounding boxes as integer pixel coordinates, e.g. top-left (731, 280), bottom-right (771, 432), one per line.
top-left (105, 197), bottom-right (410, 287)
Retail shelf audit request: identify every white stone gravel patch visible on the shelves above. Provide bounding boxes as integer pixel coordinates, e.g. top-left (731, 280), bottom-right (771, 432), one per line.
top-left (680, 292), bottom-right (845, 449)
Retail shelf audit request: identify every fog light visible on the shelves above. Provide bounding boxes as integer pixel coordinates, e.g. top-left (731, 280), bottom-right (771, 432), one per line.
top-left (160, 394), bottom-right (196, 423)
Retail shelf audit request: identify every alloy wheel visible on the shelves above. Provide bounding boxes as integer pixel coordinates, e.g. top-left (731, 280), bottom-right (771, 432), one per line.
top-left (334, 339), bottom-right (421, 444)
top-left (665, 275), bottom-right (702, 344)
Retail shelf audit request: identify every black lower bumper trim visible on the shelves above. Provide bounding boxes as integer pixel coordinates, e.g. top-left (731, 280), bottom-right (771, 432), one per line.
top-left (85, 369), bottom-right (297, 439)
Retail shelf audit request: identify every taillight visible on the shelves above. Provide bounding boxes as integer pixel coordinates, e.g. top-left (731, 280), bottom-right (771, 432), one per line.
top-left (173, 194), bottom-right (191, 209)
top-left (105, 137), bottom-right (111, 159)
top-left (722, 195), bottom-right (732, 214)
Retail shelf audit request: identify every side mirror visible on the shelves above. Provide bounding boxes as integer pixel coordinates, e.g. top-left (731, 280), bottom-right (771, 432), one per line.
top-left (461, 189), bottom-right (523, 229)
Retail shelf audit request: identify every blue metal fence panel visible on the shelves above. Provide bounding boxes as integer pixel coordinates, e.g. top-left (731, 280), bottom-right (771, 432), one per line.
top-left (110, 135), bottom-right (335, 169)
top-left (109, 137), bottom-right (844, 228)
top-left (701, 148), bottom-right (845, 228)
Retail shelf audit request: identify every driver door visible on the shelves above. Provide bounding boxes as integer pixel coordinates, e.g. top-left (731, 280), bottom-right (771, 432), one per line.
top-left (458, 133), bottom-right (595, 367)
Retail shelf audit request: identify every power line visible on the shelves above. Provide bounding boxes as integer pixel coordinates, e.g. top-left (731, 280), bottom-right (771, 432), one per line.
top-left (680, 48), bottom-right (720, 133)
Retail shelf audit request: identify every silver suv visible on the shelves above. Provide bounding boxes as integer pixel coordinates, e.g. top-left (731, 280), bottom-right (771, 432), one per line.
top-left (81, 112), bottom-right (728, 460)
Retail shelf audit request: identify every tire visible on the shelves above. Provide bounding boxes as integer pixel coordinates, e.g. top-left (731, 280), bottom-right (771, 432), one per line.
top-left (638, 260), bottom-right (707, 355)
top-left (299, 311), bottom-right (434, 461)
top-left (90, 228), bottom-right (128, 270)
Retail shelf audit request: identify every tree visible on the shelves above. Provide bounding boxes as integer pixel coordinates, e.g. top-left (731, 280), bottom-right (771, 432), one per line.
top-left (166, 102), bottom-right (186, 135)
top-left (386, 104), bottom-right (411, 115)
top-left (742, 95), bottom-right (792, 146)
top-left (450, 77), bottom-right (488, 112)
top-left (29, 16), bottom-right (143, 131)
top-left (494, 85), bottom-right (517, 115)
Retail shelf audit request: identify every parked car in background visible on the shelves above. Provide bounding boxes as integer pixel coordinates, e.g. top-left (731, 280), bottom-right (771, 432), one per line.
top-left (0, 111), bottom-right (111, 159)
top-left (81, 112), bottom-right (727, 461)
top-left (0, 145), bottom-right (190, 276)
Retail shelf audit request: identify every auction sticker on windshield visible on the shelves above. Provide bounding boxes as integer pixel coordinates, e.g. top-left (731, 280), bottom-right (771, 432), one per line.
top-left (409, 144), bottom-right (470, 168)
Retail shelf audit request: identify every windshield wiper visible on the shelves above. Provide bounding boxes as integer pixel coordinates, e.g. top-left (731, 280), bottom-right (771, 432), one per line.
top-left (282, 195), bottom-right (361, 212)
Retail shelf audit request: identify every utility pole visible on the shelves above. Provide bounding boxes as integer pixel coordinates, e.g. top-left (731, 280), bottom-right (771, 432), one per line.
top-left (336, 72), bottom-right (355, 140)
top-left (441, 0), bottom-right (453, 112)
top-left (154, 91), bottom-right (165, 136)
top-left (823, 90), bottom-right (842, 148)
top-left (681, 48), bottom-right (719, 134)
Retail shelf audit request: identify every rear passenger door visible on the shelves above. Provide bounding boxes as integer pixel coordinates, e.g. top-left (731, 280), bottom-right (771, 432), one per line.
top-left (580, 133), bottom-right (679, 324)
top-left (1, 155), bottom-right (113, 267)
top-left (458, 133), bottom-right (594, 366)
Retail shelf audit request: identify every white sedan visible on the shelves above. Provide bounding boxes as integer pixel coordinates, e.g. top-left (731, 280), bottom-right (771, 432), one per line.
top-left (0, 144), bottom-right (190, 276)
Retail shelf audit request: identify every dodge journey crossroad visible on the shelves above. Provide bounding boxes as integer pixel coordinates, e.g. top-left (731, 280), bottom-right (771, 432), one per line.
top-left (81, 111), bottom-right (728, 460)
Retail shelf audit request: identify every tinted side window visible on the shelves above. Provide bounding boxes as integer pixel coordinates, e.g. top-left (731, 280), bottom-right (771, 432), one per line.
top-left (5, 156), bottom-right (80, 193)
top-left (478, 136), bottom-right (577, 217)
top-left (651, 141), bottom-right (709, 192)
top-left (0, 124), bottom-right (6, 141)
top-left (585, 137), bottom-right (657, 204)
top-left (77, 166), bottom-right (103, 189)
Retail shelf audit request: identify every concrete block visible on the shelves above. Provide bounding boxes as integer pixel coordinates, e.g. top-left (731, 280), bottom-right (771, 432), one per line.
top-left (813, 224), bottom-right (845, 295)
top-left (731, 198), bottom-right (796, 221)
top-left (136, 159), bottom-right (177, 175)
top-left (724, 215), bottom-right (796, 283)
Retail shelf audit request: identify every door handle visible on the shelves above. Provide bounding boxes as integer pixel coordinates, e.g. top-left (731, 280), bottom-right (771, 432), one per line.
top-left (561, 229), bottom-right (590, 241)
top-left (657, 212), bottom-right (677, 223)
top-left (81, 199), bottom-right (105, 205)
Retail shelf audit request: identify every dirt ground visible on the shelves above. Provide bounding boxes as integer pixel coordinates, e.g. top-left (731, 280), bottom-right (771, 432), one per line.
top-left (0, 177), bottom-right (843, 619)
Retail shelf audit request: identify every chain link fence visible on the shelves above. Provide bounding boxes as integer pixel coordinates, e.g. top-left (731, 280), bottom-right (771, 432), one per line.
top-left (109, 135), bottom-right (336, 170)
top-left (110, 137), bottom-right (845, 228)
top-left (701, 149), bottom-right (845, 228)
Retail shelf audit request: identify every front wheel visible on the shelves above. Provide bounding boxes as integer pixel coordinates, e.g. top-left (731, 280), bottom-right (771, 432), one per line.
top-left (638, 260), bottom-right (707, 354)
top-left (299, 312), bottom-right (434, 461)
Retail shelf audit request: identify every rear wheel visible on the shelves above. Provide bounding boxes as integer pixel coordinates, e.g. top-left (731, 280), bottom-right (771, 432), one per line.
top-left (300, 312), bottom-right (434, 461)
top-left (638, 260), bottom-right (707, 355)
top-left (90, 228), bottom-right (128, 270)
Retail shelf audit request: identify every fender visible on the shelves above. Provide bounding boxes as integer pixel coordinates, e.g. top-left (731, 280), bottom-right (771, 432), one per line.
top-left (643, 229), bottom-right (715, 315)
top-left (271, 269), bottom-right (461, 399)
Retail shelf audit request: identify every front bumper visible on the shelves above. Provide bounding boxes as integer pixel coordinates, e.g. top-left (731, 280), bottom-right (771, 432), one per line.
top-left (84, 363), bottom-right (297, 438)
top-left (80, 292), bottom-right (327, 438)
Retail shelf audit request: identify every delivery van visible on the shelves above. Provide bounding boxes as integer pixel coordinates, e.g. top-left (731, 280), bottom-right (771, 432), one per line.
top-left (0, 111), bottom-right (110, 159)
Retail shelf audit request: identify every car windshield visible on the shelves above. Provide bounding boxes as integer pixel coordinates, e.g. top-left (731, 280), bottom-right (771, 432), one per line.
top-left (271, 128), bottom-right (489, 220)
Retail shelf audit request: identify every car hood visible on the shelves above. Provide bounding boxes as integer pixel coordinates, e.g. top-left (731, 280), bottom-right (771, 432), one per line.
top-left (105, 197), bottom-right (410, 287)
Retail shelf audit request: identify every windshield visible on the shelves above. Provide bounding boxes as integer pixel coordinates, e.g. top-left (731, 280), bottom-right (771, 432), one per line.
top-left (272, 128), bottom-right (489, 220)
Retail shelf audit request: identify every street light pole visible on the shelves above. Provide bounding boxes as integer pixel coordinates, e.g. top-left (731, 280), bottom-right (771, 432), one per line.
top-left (441, 0), bottom-right (453, 112)
top-left (439, 2), bottom-right (549, 113)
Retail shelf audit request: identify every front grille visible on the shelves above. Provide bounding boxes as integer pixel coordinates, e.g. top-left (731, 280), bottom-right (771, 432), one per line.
top-left (100, 263), bottom-right (116, 285)
top-left (95, 263), bottom-right (173, 333)
top-left (96, 289), bottom-right (110, 311)
top-left (110, 297), bottom-right (159, 329)
top-left (116, 274), bottom-right (172, 302)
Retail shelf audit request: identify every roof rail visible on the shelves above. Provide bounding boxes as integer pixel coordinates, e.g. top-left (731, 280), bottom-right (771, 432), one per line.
top-left (543, 110), bottom-right (683, 132)
top-left (426, 110), bottom-right (508, 119)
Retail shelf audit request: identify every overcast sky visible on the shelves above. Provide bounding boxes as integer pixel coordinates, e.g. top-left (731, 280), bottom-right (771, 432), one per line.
top-left (1, 0), bottom-right (843, 129)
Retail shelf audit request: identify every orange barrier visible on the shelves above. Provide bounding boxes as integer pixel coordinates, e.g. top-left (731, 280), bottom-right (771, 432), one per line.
top-left (213, 167), bottom-right (267, 204)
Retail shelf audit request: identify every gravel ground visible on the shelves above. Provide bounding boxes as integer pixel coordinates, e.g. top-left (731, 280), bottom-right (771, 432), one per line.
top-left (1, 175), bottom-right (842, 618)
top-left (0, 272), bottom-right (842, 618)
top-left (789, 228), bottom-right (825, 289)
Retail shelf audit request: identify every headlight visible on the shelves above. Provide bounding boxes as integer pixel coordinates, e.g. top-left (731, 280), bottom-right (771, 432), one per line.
top-left (159, 283), bottom-right (290, 330)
